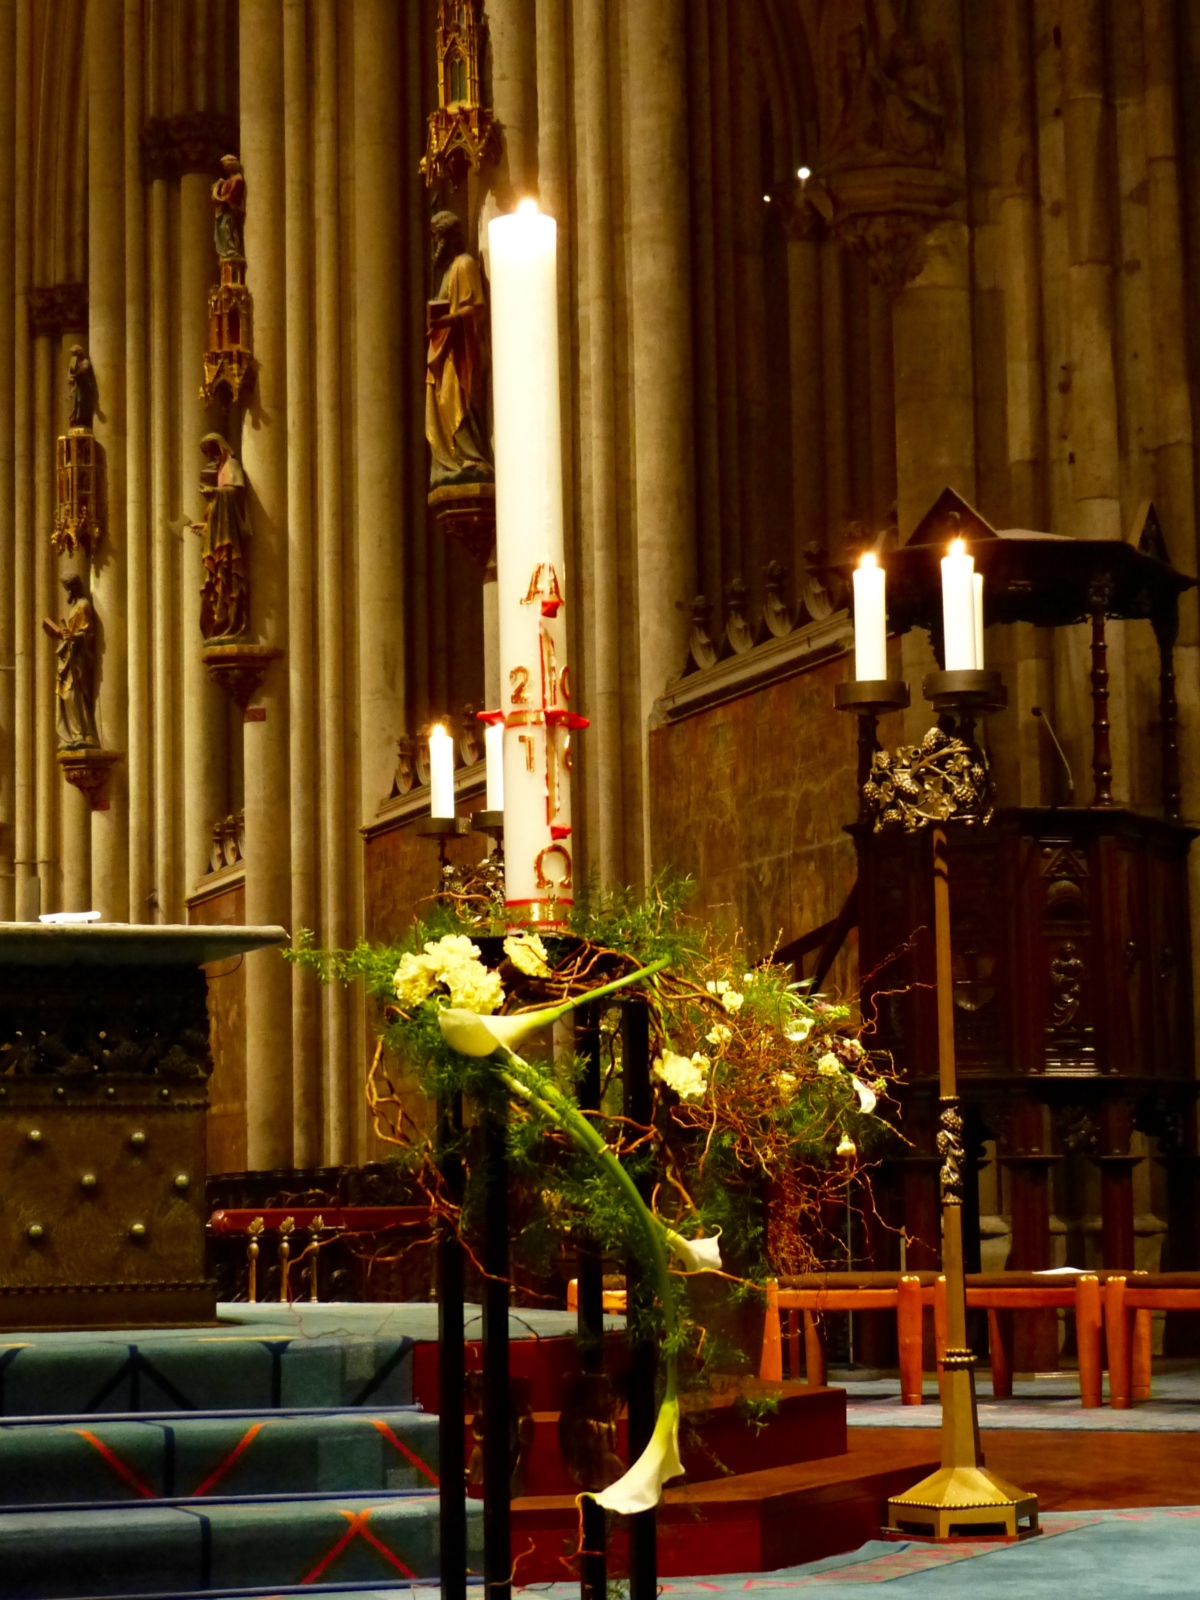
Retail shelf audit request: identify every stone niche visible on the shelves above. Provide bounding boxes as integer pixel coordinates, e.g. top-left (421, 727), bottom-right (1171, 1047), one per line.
top-left (0, 923), bottom-right (284, 1330)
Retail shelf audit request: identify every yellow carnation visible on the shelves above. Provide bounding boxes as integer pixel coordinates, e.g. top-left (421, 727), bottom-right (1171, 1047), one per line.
top-left (653, 1049), bottom-right (710, 1102)
top-left (504, 931), bottom-right (552, 979)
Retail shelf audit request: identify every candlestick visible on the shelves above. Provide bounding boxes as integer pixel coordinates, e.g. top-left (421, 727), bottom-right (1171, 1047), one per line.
top-left (941, 538), bottom-right (977, 671)
top-left (484, 721), bottom-right (504, 813)
top-left (973, 571), bottom-right (985, 669)
top-left (852, 552), bottom-right (888, 682)
top-left (489, 199), bottom-right (585, 923)
top-left (429, 723), bottom-right (456, 819)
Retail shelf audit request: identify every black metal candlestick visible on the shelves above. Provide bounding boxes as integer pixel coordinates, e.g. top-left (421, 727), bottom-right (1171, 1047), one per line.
top-left (833, 679), bottom-right (910, 819)
top-left (621, 998), bottom-right (657, 1600)
top-left (437, 1088), bottom-right (468, 1600)
top-left (482, 1099), bottom-right (511, 1600)
top-left (577, 1005), bottom-right (608, 1600)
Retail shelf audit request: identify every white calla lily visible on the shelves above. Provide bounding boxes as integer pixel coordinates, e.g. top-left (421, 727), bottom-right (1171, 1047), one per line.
top-left (438, 1006), bottom-right (557, 1058)
top-left (665, 1228), bottom-right (723, 1273)
top-left (591, 1396), bottom-right (683, 1514)
top-left (852, 1074), bottom-right (877, 1114)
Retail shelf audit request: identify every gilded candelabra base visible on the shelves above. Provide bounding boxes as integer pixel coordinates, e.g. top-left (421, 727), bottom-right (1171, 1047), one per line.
top-left (886, 1465), bottom-right (1040, 1541)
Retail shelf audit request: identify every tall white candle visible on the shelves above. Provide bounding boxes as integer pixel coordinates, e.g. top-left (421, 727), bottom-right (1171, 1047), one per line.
top-left (973, 571), bottom-right (985, 669)
top-left (941, 538), bottom-right (977, 671)
top-left (428, 724), bottom-right (455, 819)
top-left (484, 721), bottom-right (505, 812)
top-left (489, 200), bottom-right (580, 922)
top-left (852, 552), bottom-right (887, 681)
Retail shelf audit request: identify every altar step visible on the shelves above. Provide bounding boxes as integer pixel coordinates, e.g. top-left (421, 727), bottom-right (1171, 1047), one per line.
top-left (0, 1407), bottom-right (438, 1505)
top-left (511, 1433), bottom-right (943, 1581)
top-left (0, 1489), bottom-right (477, 1598)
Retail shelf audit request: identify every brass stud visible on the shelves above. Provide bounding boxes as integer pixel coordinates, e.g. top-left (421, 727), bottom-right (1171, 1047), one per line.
top-left (26, 1129), bottom-right (42, 1145)
top-left (173, 1173), bottom-right (190, 1192)
top-left (81, 1173), bottom-right (97, 1191)
top-left (130, 1131), bottom-right (146, 1150)
top-left (27, 1224), bottom-right (44, 1242)
top-left (129, 1222), bottom-right (147, 1242)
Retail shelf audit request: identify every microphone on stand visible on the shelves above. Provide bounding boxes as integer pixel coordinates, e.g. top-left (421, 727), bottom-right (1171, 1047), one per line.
top-left (1032, 705), bottom-right (1074, 805)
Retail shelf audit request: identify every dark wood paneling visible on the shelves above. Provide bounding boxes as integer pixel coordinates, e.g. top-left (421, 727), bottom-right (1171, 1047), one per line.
top-left (189, 878), bottom-right (248, 1176)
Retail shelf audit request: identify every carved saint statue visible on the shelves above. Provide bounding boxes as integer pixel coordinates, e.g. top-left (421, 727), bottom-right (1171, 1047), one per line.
top-left (67, 344), bottom-right (98, 430)
top-left (192, 434), bottom-right (251, 640)
top-left (425, 209), bottom-right (493, 489)
top-left (211, 155), bottom-right (247, 263)
top-left (812, 1), bottom-right (946, 171)
top-left (42, 574), bottom-right (99, 749)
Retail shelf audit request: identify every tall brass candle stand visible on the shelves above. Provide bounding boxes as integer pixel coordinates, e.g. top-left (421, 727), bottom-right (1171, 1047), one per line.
top-left (838, 668), bottom-right (1040, 1541)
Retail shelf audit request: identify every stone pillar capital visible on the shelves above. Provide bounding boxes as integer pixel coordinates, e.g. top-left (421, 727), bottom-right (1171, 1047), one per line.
top-left (140, 112), bottom-right (239, 182)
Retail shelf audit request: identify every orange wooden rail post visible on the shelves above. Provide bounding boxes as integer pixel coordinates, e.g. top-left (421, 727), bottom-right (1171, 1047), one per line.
top-left (986, 1308), bottom-right (1014, 1399)
top-left (804, 1310), bottom-right (827, 1387)
top-left (897, 1274), bottom-right (925, 1405)
top-left (1075, 1274), bottom-right (1103, 1409)
top-left (760, 1280), bottom-right (784, 1383)
top-left (1105, 1276), bottom-right (1131, 1409)
top-left (786, 1308), bottom-right (802, 1381)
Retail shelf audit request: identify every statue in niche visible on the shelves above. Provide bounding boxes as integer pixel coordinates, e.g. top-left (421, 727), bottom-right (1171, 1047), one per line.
top-left (211, 155), bottom-right (247, 263)
top-left (810, 0), bottom-right (947, 170)
top-left (192, 433), bottom-right (250, 640)
top-left (67, 344), bottom-right (98, 430)
top-left (43, 574), bottom-right (99, 749)
top-left (425, 209), bottom-right (493, 489)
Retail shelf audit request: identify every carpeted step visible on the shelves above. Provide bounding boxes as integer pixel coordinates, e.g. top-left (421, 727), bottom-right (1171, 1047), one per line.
top-left (0, 1489), bottom-right (482, 1598)
top-left (0, 1326), bottom-right (413, 1416)
top-left (0, 1407), bottom-right (438, 1506)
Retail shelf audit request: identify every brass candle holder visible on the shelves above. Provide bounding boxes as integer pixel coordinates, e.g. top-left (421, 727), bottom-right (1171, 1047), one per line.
top-left (838, 667), bottom-right (1039, 1541)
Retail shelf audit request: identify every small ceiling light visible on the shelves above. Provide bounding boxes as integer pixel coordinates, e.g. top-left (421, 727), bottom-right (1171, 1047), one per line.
top-left (797, 166), bottom-right (811, 182)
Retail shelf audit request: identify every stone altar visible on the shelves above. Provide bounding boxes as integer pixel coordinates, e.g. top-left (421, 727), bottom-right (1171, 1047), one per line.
top-left (0, 924), bottom-right (287, 1329)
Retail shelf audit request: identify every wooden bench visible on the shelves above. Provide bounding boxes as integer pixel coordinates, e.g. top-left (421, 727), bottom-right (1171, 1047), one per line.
top-left (1102, 1272), bottom-right (1200, 1408)
top-left (760, 1271), bottom-right (1117, 1407)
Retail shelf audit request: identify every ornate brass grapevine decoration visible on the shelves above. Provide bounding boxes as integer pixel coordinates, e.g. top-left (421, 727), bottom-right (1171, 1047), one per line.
top-left (863, 725), bottom-right (993, 832)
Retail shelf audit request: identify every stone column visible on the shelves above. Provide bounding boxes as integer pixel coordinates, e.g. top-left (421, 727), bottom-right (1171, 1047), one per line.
top-left (124, 0), bottom-right (152, 924)
top-left (313, 0), bottom-right (349, 1164)
top-left (149, 173), bottom-right (179, 921)
top-left (0, 0), bottom-right (15, 920)
top-left (487, 0), bottom-right (538, 209)
top-left (88, 0), bottom-right (128, 921)
top-left (819, 239), bottom-right (849, 547)
top-left (179, 163), bottom-right (225, 899)
top-left (627, 0), bottom-right (697, 872)
top-left (12, 0), bottom-right (33, 920)
top-left (1061, 0), bottom-right (1121, 541)
top-left (283, 0), bottom-right (320, 1165)
top-left (998, 0), bottom-right (1046, 530)
top-left (783, 204), bottom-right (826, 574)
top-left (352, 0), bottom-right (405, 832)
top-left (240, 0), bottom-right (293, 1170)
top-left (33, 331), bottom-right (58, 911)
top-left (576, 0), bottom-right (625, 884)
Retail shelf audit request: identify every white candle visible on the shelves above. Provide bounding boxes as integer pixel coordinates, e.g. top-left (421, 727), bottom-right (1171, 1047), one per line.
top-left (484, 721), bottom-right (504, 812)
top-left (489, 199), bottom-right (578, 922)
top-left (428, 723), bottom-right (455, 818)
top-left (852, 553), bottom-right (887, 681)
top-left (973, 570), bottom-right (985, 669)
top-left (941, 538), bottom-right (977, 671)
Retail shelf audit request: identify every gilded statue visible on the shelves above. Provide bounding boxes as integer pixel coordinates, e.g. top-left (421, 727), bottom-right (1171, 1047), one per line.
top-left (42, 574), bottom-right (99, 749)
top-left (67, 345), bottom-right (98, 430)
top-left (192, 434), bottom-right (250, 640)
top-left (425, 210), bottom-right (493, 489)
top-left (212, 155), bottom-right (247, 262)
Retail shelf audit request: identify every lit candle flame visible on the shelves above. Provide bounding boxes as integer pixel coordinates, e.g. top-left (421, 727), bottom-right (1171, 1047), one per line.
top-left (949, 537), bottom-right (966, 557)
top-left (516, 197), bottom-right (539, 218)
top-left (859, 551), bottom-right (877, 570)
top-left (431, 722), bottom-right (446, 737)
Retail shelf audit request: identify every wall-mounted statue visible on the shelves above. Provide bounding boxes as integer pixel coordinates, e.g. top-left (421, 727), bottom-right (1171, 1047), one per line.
top-left (193, 434), bottom-right (250, 640)
top-left (67, 344), bottom-right (98, 430)
top-left (810, 2), bottom-right (947, 172)
top-left (43, 574), bottom-right (99, 749)
top-left (212, 154), bottom-right (247, 263)
top-left (425, 210), bottom-right (493, 490)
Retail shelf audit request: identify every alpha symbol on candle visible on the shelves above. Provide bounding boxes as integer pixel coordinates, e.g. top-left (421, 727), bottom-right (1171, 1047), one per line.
top-left (521, 563), bottom-right (564, 618)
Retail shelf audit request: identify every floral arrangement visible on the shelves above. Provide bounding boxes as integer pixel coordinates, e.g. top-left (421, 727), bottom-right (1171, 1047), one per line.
top-left (291, 878), bottom-right (893, 1514)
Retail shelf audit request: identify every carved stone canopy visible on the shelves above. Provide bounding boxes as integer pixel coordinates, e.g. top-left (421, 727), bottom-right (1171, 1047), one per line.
top-left (28, 283), bottom-right (88, 338)
top-left (202, 641), bottom-right (282, 711)
top-left (141, 112), bottom-right (240, 181)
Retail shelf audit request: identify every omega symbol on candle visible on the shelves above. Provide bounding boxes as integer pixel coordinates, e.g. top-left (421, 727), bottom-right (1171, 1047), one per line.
top-left (509, 665), bottom-right (530, 706)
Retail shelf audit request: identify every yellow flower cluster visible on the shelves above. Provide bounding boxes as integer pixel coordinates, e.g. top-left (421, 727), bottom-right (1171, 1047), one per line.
top-left (653, 1048), bottom-right (711, 1102)
top-left (503, 931), bottom-right (551, 978)
top-left (705, 1022), bottom-right (732, 1047)
top-left (817, 1052), bottom-right (843, 1076)
top-left (393, 933), bottom-right (505, 1015)
top-left (705, 978), bottom-right (744, 1014)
